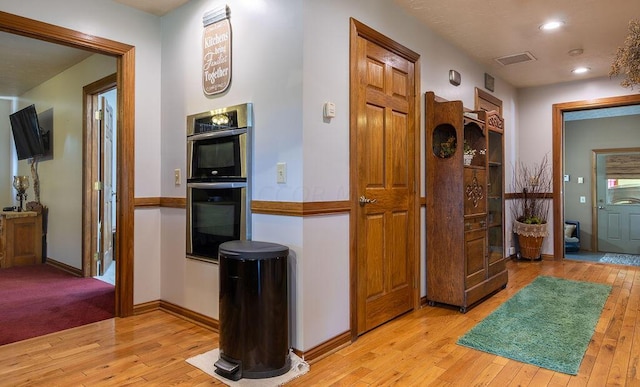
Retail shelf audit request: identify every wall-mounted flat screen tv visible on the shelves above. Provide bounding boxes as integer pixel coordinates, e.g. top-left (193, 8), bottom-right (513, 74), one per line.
top-left (9, 104), bottom-right (45, 160)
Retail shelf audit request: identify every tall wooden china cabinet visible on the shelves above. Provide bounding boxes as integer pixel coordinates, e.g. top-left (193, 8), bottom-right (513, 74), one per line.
top-left (425, 92), bottom-right (507, 312)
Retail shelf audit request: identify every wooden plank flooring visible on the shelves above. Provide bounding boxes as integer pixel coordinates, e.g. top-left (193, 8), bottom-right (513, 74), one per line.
top-left (2, 259), bottom-right (639, 386)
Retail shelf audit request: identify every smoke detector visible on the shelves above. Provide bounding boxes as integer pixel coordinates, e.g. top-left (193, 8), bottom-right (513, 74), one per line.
top-left (568, 48), bottom-right (584, 56)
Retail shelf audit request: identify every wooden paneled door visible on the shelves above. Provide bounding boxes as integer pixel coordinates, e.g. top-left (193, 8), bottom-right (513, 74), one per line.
top-left (350, 19), bottom-right (420, 336)
top-left (83, 74), bottom-right (117, 278)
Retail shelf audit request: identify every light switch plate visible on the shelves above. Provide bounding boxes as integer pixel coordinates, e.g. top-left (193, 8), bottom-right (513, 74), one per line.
top-left (323, 102), bottom-right (336, 118)
top-left (276, 162), bottom-right (286, 184)
top-left (174, 169), bottom-right (181, 185)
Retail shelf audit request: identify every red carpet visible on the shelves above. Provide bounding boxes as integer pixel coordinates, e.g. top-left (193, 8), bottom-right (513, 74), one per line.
top-left (0, 264), bottom-right (115, 345)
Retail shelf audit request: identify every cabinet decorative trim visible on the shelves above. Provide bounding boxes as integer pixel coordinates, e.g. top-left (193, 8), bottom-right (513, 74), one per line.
top-left (466, 173), bottom-right (485, 208)
top-left (487, 114), bottom-right (504, 130)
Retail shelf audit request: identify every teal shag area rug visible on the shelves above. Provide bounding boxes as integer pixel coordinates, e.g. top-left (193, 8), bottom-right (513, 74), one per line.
top-left (599, 253), bottom-right (640, 267)
top-left (457, 276), bottom-right (611, 375)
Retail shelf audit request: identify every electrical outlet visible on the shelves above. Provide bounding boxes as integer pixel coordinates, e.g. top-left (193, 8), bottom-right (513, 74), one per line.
top-left (174, 169), bottom-right (181, 185)
top-left (276, 162), bottom-right (286, 184)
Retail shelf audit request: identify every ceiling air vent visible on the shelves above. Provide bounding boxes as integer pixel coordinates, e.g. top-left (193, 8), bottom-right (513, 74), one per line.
top-left (494, 51), bottom-right (537, 66)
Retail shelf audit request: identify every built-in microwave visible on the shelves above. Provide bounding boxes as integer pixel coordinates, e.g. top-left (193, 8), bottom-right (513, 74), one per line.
top-left (187, 103), bottom-right (252, 181)
top-left (187, 130), bottom-right (247, 181)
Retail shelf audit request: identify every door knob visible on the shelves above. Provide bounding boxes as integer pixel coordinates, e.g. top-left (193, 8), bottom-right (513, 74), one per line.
top-left (359, 196), bottom-right (377, 206)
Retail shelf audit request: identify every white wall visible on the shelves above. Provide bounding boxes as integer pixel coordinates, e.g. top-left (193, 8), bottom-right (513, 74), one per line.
top-left (16, 54), bottom-right (115, 267)
top-left (0, 0), bottom-right (164, 302)
top-left (13, 0), bottom-right (619, 353)
top-left (158, 0), bottom-right (519, 352)
top-left (159, 0), bottom-right (305, 336)
top-left (0, 99), bottom-right (13, 206)
top-left (296, 0), bottom-right (518, 350)
top-left (516, 76), bottom-right (634, 255)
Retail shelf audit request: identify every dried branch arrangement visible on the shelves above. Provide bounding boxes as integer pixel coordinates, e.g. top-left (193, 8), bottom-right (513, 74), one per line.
top-left (610, 19), bottom-right (640, 89)
top-left (511, 154), bottom-right (552, 224)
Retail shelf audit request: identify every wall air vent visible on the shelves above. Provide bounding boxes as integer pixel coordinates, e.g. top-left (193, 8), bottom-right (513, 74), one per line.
top-left (494, 51), bottom-right (537, 66)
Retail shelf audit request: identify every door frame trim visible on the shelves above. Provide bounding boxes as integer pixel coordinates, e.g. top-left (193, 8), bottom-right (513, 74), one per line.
top-left (552, 93), bottom-right (640, 259)
top-left (349, 18), bottom-right (421, 339)
top-left (0, 11), bottom-right (135, 317)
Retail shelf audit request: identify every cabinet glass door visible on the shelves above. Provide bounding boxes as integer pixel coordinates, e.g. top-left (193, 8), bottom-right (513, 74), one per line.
top-left (488, 129), bottom-right (503, 260)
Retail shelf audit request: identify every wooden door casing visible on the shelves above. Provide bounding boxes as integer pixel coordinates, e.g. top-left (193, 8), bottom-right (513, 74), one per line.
top-left (351, 19), bottom-right (420, 335)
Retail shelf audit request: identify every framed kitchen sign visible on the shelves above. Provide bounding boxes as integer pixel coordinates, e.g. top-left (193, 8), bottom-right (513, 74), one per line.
top-left (202, 5), bottom-right (231, 95)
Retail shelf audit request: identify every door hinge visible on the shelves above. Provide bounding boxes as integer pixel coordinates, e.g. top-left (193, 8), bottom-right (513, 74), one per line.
top-left (94, 181), bottom-right (103, 191)
top-left (94, 109), bottom-right (104, 121)
top-left (93, 252), bottom-right (100, 261)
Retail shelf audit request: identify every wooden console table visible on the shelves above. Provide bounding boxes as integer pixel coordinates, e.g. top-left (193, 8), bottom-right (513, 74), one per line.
top-left (0, 211), bottom-right (43, 268)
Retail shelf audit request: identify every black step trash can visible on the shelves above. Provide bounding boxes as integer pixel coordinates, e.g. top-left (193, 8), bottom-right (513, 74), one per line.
top-left (215, 240), bottom-right (290, 381)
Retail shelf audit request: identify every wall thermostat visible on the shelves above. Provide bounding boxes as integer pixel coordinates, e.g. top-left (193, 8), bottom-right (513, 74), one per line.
top-left (323, 102), bottom-right (336, 118)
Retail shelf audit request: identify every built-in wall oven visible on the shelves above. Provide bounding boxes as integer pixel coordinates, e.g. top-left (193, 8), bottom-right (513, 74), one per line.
top-left (186, 103), bottom-right (252, 262)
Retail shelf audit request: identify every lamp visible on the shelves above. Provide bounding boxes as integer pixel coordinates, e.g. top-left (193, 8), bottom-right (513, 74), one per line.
top-left (12, 176), bottom-right (29, 212)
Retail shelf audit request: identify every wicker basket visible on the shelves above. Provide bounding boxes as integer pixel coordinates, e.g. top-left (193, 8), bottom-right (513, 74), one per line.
top-left (517, 234), bottom-right (544, 260)
top-left (513, 220), bottom-right (548, 260)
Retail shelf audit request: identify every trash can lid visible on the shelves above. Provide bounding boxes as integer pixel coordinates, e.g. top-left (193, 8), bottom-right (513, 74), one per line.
top-left (219, 240), bottom-right (289, 260)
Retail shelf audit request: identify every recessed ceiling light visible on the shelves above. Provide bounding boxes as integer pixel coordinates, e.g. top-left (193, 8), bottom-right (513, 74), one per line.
top-left (572, 67), bottom-right (590, 74)
top-left (539, 21), bottom-right (565, 31)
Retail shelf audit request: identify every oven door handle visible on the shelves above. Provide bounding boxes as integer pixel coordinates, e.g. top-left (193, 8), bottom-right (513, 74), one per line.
top-left (187, 128), bottom-right (247, 141)
top-left (188, 182), bottom-right (247, 189)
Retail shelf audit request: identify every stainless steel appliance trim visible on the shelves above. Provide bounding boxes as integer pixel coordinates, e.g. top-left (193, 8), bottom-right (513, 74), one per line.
top-left (187, 127), bottom-right (247, 141)
top-left (186, 102), bottom-right (252, 136)
top-left (187, 182), bottom-right (247, 189)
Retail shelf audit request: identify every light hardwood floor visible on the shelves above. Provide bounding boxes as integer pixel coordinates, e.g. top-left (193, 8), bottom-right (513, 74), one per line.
top-left (2, 259), bottom-right (639, 386)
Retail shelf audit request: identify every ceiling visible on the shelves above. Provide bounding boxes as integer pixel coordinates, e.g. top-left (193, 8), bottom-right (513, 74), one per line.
top-left (394, 0), bottom-right (640, 88)
top-left (1, 0), bottom-right (639, 96)
top-left (113, 0), bottom-right (189, 17)
top-left (0, 31), bottom-right (94, 97)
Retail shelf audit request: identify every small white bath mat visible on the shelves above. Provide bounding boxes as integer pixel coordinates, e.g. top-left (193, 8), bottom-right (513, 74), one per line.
top-left (186, 348), bottom-right (309, 386)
